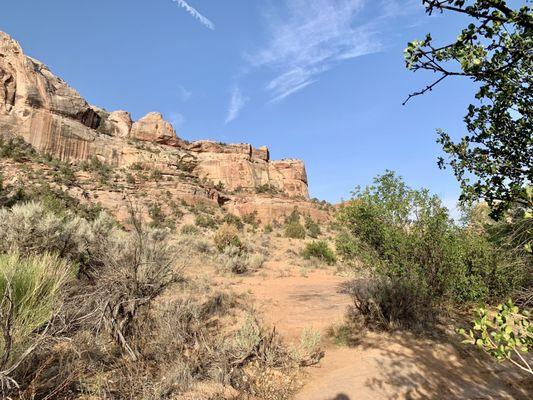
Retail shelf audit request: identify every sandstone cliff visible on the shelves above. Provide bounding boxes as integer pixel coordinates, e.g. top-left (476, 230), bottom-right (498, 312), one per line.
top-left (0, 31), bottom-right (327, 223)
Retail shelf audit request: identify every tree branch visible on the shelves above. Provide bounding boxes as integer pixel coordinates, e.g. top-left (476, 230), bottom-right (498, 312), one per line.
top-left (403, 75), bottom-right (448, 105)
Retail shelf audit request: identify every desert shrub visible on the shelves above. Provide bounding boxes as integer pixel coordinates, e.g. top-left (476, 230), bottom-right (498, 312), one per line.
top-left (242, 211), bottom-right (260, 228)
top-left (176, 233), bottom-right (213, 255)
top-left (0, 252), bottom-right (72, 391)
top-left (342, 277), bottom-right (434, 330)
top-left (255, 184), bottom-right (279, 195)
top-left (0, 136), bottom-right (36, 162)
top-left (284, 208), bottom-right (301, 224)
top-left (249, 253), bottom-right (266, 270)
top-left (195, 214), bottom-right (217, 229)
top-left (305, 216), bottom-right (321, 238)
top-left (174, 153), bottom-right (198, 173)
top-left (214, 223), bottom-right (242, 252)
top-left (96, 208), bottom-right (182, 360)
top-left (125, 172), bottom-right (136, 184)
top-left (1, 181), bottom-right (103, 220)
top-left (149, 169), bottom-right (162, 182)
top-left (0, 202), bottom-right (89, 259)
top-left (180, 224), bottom-right (200, 235)
top-left (222, 213), bottom-right (244, 230)
top-left (0, 202), bottom-right (118, 279)
top-left (263, 224), bottom-right (273, 234)
top-left (80, 156), bottom-right (112, 183)
top-left (148, 202), bottom-right (175, 229)
top-left (290, 328), bottom-right (324, 367)
top-left (284, 221), bottom-right (306, 239)
top-left (302, 241), bottom-right (336, 265)
top-left (219, 245), bottom-right (250, 274)
top-left (51, 162), bottom-right (77, 187)
top-left (0, 199), bottom-right (302, 399)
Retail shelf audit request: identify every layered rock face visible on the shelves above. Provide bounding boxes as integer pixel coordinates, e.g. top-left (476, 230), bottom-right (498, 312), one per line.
top-left (0, 31), bottom-right (322, 222)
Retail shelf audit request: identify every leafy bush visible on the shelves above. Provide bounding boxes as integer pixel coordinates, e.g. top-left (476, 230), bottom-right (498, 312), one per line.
top-left (263, 224), bottom-right (273, 234)
top-left (0, 252), bottom-right (72, 388)
top-left (337, 171), bottom-right (523, 306)
top-left (302, 241), bottom-right (336, 265)
top-left (214, 223), bottom-right (242, 252)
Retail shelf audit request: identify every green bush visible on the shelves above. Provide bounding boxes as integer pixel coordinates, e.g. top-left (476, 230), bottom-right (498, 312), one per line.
top-left (195, 214), bottom-right (217, 229)
top-left (336, 171), bottom-right (524, 322)
top-left (222, 213), bottom-right (244, 230)
top-left (0, 136), bottom-right (36, 162)
top-left (305, 217), bottom-right (321, 238)
top-left (148, 203), bottom-right (175, 229)
top-left (284, 221), bottom-right (306, 239)
top-left (302, 241), bottom-right (336, 265)
top-left (2, 182), bottom-right (103, 220)
top-left (255, 184), bottom-right (279, 195)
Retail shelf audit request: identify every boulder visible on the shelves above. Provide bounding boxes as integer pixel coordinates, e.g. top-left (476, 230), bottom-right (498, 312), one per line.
top-left (107, 110), bottom-right (132, 138)
top-left (130, 112), bottom-right (185, 147)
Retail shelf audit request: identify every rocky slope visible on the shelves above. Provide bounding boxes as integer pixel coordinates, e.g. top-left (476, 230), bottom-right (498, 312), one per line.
top-left (0, 30), bottom-right (328, 223)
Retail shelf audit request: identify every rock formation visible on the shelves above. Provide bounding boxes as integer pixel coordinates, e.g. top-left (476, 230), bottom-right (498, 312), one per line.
top-left (0, 30), bottom-right (328, 222)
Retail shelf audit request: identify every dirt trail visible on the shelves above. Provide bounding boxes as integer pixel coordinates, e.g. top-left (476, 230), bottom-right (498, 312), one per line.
top-left (227, 239), bottom-right (531, 399)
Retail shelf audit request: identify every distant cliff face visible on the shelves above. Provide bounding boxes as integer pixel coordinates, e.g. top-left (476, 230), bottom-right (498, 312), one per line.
top-left (0, 31), bottom-right (309, 199)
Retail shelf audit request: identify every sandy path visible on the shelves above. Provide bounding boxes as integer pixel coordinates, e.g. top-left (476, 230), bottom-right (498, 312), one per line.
top-left (224, 241), bottom-right (531, 399)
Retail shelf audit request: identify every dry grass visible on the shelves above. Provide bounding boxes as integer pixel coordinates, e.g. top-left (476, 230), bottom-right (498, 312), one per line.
top-left (0, 201), bottom-right (314, 399)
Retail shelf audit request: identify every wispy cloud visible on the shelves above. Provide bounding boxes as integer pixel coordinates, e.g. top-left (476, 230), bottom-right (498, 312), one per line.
top-left (225, 88), bottom-right (248, 124)
top-left (173, 0), bottom-right (215, 30)
top-left (248, 0), bottom-right (382, 102)
top-left (247, 0), bottom-right (422, 103)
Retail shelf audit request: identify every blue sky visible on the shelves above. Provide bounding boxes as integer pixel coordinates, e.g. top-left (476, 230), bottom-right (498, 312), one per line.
top-left (1, 0), bottom-right (477, 210)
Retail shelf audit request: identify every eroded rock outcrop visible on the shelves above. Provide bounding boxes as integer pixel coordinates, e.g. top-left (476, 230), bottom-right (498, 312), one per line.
top-left (0, 30), bottom-right (316, 221)
top-left (130, 112), bottom-right (187, 147)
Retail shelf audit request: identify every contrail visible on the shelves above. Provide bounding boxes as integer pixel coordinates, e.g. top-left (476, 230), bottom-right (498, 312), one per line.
top-left (173, 0), bottom-right (215, 30)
